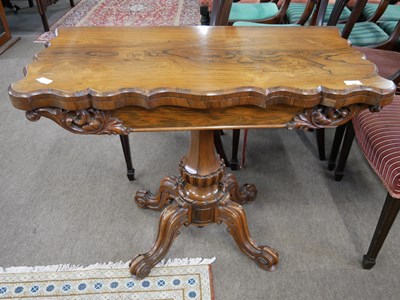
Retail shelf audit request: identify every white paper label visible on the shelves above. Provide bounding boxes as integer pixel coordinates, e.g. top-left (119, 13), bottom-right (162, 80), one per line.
top-left (36, 77), bottom-right (53, 84)
top-left (344, 80), bottom-right (362, 86)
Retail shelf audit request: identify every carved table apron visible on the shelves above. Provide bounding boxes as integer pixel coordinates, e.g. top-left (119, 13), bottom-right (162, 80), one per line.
top-left (8, 27), bottom-right (395, 278)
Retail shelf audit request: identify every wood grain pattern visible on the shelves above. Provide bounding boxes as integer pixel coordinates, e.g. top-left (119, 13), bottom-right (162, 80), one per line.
top-left (111, 105), bottom-right (304, 131)
top-left (9, 26), bottom-right (395, 113)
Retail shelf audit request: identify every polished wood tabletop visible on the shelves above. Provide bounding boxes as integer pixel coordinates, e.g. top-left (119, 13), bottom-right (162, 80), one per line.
top-left (8, 26), bottom-right (396, 279)
top-left (9, 26), bottom-right (395, 132)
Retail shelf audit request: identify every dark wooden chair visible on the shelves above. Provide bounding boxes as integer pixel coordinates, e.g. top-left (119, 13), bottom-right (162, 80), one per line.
top-left (36, 0), bottom-right (75, 32)
top-left (120, 0), bottom-right (235, 180)
top-left (218, 0), bottom-right (329, 168)
top-left (316, 0), bottom-right (399, 161)
top-left (355, 92), bottom-right (400, 269)
top-left (285, 0), bottom-right (351, 24)
top-left (327, 48), bottom-right (400, 179)
top-left (1, 0), bottom-right (33, 13)
top-left (326, 64), bottom-right (400, 268)
top-left (200, 0), bottom-right (293, 26)
top-left (328, 0), bottom-right (400, 50)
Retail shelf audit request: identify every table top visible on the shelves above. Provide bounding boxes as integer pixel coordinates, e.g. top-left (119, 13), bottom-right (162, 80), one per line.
top-left (9, 26), bottom-right (395, 113)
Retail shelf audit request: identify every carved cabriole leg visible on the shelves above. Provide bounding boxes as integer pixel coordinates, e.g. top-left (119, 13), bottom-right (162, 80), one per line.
top-left (135, 176), bottom-right (179, 210)
top-left (222, 173), bottom-right (257, 205)
top-left (131, 130), bottom-right (273, 278)
top-left (217, 198), bottom-right (279, 271)
top-left (130, 202), bottom-right (190, 279)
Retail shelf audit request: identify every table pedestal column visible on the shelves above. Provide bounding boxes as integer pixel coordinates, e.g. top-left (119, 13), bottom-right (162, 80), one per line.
top-left (130, 130), bottom-right (278, 279)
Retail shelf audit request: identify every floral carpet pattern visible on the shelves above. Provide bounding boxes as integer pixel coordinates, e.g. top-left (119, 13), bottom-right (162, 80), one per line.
top-left (0, 261), bottom-right (214, 299)
top-left (36, 0), bottom-right (201, 43)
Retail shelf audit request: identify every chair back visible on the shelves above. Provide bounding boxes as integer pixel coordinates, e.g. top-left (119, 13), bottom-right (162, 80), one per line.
top-left (309, 0), bottom-right (329, 26)
top-left (327, 0), bottom-right (368, 38)
top-left (210, 0), bottom-right (234, 25)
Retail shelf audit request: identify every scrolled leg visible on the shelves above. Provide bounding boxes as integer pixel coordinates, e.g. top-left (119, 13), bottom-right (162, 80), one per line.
top-left (221, 174), bottom-right (257, 205)
top-left (217, 198), bottom-right (278, 271)
top-left (135, 176), bottom-right (179, 210)
top-left (130, 203), bottom-right (189, 279)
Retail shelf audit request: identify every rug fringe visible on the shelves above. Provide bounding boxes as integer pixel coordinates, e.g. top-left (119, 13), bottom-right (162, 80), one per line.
top-left (0, 258), bottom-right (216, 274)
top-left (156, 257), bottom-right (216, 267)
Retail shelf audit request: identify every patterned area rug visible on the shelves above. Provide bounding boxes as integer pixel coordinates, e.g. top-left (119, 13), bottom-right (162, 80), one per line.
top-left (36, 0), bottom-right (201, 43)
top-left (0, 258), bottom-right (215, 299)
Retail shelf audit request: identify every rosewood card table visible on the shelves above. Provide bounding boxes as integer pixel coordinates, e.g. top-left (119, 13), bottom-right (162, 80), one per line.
top-left (8, 26), bottom-right (395, 278)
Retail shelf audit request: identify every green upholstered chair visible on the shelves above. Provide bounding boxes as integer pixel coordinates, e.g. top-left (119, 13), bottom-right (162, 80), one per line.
top-left (233, 0), bottom-right (328, 25)
top-left (229, 0), bottom-right (329, 168)
top-left (228, 0), bottom-right (292, 24)
top-left (286, 1), bottom-right (351, 24)
top-left (315, 0), bottom-right (399, 161)
top-left (326, 0), bottom-right (399, 50)
top-left (363, 1), bottom-right (400, 22)
top-left (379, 20), bottom-right (399, 34)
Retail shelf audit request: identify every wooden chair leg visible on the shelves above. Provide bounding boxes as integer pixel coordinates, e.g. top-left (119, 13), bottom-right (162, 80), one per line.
top-left (230, 129), bottom-right (240, 170)
top-left (316, 128), bottom-right (325, 161)
top-left (334, 121), bottom-right (355, 181)
top-left (214, 130), bottom-right (230, 167)
top-left (328, 123), bottom-right (347, 170)
top-left (363, 193), bottom-right (400, 269)
top-left (35, 0), bottom-right (50, 31)
top-left (200, 5), bottom-right (210, 25)
top-left (119, 135), bottom-right (135, 181)
top-left (70, 0), bottom-right (74, 7)
top-left (28, 0), bottom-right (34, 7)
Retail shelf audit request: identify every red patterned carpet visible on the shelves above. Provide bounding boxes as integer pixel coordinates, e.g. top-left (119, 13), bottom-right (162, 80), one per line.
top-left (36, 0), bottom-right (201, 43)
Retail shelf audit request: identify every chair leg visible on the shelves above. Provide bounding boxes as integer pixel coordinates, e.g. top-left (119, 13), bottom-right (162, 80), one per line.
top-left (363, 193), bottom-right (400, 269)
top-left (200, 5), bottom-right (210, 25)
top-left (334, 121), bottom-right (355, 181)
top-left (70, 0), bottom-right (75, 7)
top-left (328, 124), bottom-right (347, 171)
top-left (28, 0), bottom-right (34, 7)
top-left (240, 129), bottom-right (248, 169)
top-left (214, 130), bottom-right (230, 167)
top-left (119, 135), bottom-right (135, 181)
top-left (316, 128), bottom-right (325, 161)
top-left (230, 129), bottom-right (240, 170)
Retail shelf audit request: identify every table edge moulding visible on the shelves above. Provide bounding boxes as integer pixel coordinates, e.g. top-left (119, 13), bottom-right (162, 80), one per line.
top-left (8, 26), bottom-right (396, 279)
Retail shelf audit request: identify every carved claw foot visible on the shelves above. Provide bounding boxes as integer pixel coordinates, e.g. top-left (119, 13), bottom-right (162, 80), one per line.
top-left (130, 203), bottom-right (189, 279)
top-left (217, 198), bottom-right (278, 271)
top-left (135, 176), bottom-right (179, 210)
top-left (222, 174), bottom-right (257, 204)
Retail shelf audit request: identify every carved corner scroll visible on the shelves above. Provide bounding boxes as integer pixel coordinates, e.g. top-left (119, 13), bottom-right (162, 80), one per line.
top-left (26, 108), bottom-right (130, 135)
top-left (287, 104), bottom-right (369, 130)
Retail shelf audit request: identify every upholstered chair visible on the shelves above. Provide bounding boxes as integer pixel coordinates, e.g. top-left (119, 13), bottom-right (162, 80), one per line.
top-left (328, 0), bottom-right (400, 49)
top-left (285, 0), bottom-right (351, 24)
top-left (353, 93), bottom-right (400, 269)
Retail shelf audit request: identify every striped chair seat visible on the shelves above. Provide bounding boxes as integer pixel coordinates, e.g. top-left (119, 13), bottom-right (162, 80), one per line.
top-left (378, 20), bottom-right (398, 34)
top-left (229, 2), bottom-right (279, 21)
top-left (353, 95), bottom-right (400, 198)
top-left (336, 22), bottom-right (389, 47)
top-left (286, 3), bottom-right (351, 24)
top-left (233, 21), bottom-right (300, 26)
top-left (363, 3), bottom-right (400, 22)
